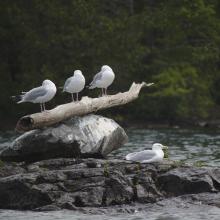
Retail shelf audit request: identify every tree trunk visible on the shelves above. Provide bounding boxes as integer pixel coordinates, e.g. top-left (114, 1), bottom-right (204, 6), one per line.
top-left (16, 82), bottom-right (153, 132)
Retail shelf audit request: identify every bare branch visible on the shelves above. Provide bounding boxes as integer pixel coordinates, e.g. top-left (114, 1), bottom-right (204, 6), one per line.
top-left (16, 82), bottom-right (153, 132)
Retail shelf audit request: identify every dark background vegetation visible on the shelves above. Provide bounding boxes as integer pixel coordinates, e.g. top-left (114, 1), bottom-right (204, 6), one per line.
top-left (1, 0), bottom-right (220, 129)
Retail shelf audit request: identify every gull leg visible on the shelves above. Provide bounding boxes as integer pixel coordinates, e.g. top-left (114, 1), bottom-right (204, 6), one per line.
top-left (99, 89), bottom-right (102, 97)
top-left (71, 93), bottom-right (74, 102)
top-left (43, 103), bottom-right (46, 111)
top-left (40, 103), bottom-right (43, 112)
top-left (43, 103), bottom-right (50, 113)
top-left (105, 88), bottom-right (107, 96)
top-left (76, 93), bottom-right (79, 101)
top-left (102, 88), bottom-right (104, 96)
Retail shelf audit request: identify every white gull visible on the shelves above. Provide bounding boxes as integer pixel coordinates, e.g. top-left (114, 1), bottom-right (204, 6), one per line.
top-left (63, 70), bottom-right (85, 101)
top-left (89, 65), bottom-right (115, 96)
top-left (15, 79), bottom-right (57, 112)
top-left (125, 143), bottom-right (167, 163)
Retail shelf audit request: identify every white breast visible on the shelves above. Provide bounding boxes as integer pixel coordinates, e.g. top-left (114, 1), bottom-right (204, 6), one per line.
top-left (66, 75), bottom-right (85, 93)
top-left (44, 87), bottom-right (56, 102)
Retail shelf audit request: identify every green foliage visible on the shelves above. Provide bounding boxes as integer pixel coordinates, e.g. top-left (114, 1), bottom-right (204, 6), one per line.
top-left (152, 64), bottom-right (213, 120)
top-left (132, 164), bottom-right (141, 186)
top-left (171, 160), bottom-right (186, 168)
top-left (0, 160), bottom-right (4, 168)
top-left (0, 0), bottom-right (220, 126)
top-left (103, 161), bottom-right (109, 177)
top-left (193, 160), bottom-right (206, 167)
top-left (163, 147), bottom-right (169, 159)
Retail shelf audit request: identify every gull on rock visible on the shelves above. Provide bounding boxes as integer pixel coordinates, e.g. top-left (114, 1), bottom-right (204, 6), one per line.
top-left (14, 79), bottom-right (57, 112)
top-left (63, 70), bottom-right (85, 101)
top-left (125, 143), bottom-right (167, 163)
top-left (89, 65), bottom-right (115, 96)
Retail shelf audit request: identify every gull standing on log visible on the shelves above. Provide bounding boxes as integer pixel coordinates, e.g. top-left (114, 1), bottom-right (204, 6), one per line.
top-left (13, 79), bottom-right (57, 112)
top-left (89, 65), bottom-right (115, 96)
top-left (63, 70), bottom-right (85, 102)
top-left (125, 143), bottom-right (168, 163)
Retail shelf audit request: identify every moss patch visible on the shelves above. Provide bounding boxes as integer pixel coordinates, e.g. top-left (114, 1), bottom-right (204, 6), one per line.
top-left (0, 160), bottom-right (4, 168)
top-left (170, 160), bottom-right (186, 168)
top-left (163, 148), bottom-right (169, 159)
top-left (193, 161), bottom-right (206, 167)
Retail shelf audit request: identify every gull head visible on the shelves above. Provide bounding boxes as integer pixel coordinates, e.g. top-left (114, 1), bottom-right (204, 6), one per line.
top-left (152, 143), bottom-right (168, 151)
top-left (101, 65), bottom-right (112, 71)
top-left (74, 70), bottom-right (82, 76)
top-left (42, 79), bottom-right (56, 91)
top-left (42, 79), bottom-right (54, 86)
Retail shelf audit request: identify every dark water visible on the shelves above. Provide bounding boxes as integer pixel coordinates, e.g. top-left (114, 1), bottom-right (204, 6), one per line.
top-left (112, 128), bottom-right (220, 167)
top-left (0, 131), bottom-right (17, 152)
top-left (0, 204), bottom-right (220, 220)
top-left (1, 128), bottom-right (220, 220)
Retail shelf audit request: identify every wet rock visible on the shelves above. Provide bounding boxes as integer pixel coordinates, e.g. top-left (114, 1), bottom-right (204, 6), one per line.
top-left (34, 204), bottom-right (61, 211)
top-left (135, 173), bottom-right (162, 203)
top-left (0, 115), bottom-right (128, 162)
top-left (158, 167), bottom-right (218, 196)
top-left (103, 171), bottom-right (133, 206)
top-left (185, 192), bottom-right (220, 208)
top-left (0, 158), bottom-right (220, 211)
top-left (0, 173), bottom-right (52, 209)
top-left (0, 162), bottom-right (25, 178)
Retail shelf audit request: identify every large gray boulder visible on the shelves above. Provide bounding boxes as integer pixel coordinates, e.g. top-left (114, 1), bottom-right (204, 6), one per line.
top-left (0, 115), bottom-right (128, 162)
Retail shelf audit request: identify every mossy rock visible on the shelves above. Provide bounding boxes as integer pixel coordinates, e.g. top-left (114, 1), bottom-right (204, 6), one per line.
top-left (163, 148), bottom-right (169, 159)
top-left (193, 161), bottom-right (206, 167)
top-left (0, 160), bottom-right (4, 168)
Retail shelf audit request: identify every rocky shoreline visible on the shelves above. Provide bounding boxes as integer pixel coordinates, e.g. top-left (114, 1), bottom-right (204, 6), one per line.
top-left (0, 158), bottom-right (220, 212)
top-left (0, 115), bottom-right (220, 214)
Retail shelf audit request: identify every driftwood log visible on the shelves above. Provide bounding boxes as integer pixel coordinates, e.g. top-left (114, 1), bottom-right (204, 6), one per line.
top-left (16, 82), bottom-right (153, 132)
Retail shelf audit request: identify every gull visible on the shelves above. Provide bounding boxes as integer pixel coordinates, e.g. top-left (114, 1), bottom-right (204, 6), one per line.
top-left (63, 70), bottom-right (85, 102)
top-left (13, 79), bottom-right (57, 112)
top-left (88, 65), bottom-right (115, 96)
top-left (125, 143), bottom-right (168, 163)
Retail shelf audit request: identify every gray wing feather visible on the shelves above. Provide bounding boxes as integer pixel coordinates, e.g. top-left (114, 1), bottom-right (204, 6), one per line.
top-left (126, 150), bottom-right (156, 162)
top-left (63, 77), bottom-right (72, 91)
top-left (89, 71), bottom-right (102, 87)
top-left (24, 87), bottom-right (47, 101)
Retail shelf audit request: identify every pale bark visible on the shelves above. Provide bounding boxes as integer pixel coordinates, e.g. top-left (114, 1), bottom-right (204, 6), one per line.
top-left (16, 82), bottom-right (153, 132)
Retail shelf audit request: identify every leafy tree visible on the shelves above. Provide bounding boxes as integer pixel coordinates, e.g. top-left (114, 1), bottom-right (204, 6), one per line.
top-left (152, 64), bottom-right (213, 121)
top-left (0, 0), bottom-right (220, 128)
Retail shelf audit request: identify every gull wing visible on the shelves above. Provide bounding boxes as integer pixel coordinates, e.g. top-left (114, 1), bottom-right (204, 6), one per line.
top-left (23, 86), bottom-right (47, 102)
top-left (126, 150), bottom-right (156, 162)
top-left (89, 71), bottom-right (102, 88)
top-left (63, 77), bottom-right (72, 91)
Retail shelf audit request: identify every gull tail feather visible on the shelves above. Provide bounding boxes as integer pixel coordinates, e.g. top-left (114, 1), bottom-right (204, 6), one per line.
top-left (58, 86), bottom-right (65, 92)
top-left (86, 84), bottom-right (95, 89)
top-left (11, 95), bottom-right (24, 104)
top-left (125, 153), bottom-right (132, 161)
top-left (17, 100), bottom-right (24, 104)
